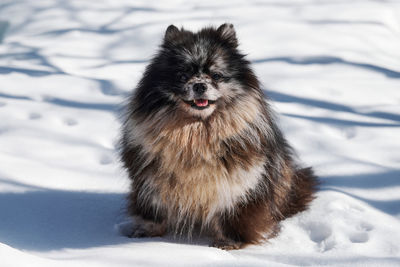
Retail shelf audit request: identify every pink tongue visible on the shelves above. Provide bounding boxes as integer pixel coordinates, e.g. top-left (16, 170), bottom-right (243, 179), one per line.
top-left (194, 99), bottom-right (208, 107)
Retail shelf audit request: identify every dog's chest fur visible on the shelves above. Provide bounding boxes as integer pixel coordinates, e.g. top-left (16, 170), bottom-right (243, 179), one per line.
top-left (129, 104), bottom-right (266, 224)
top-left (155, 147), bottom-right (265, 223)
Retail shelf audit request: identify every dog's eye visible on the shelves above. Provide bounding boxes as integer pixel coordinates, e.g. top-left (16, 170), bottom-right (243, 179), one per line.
top-left (179, 73), bottom-right (188, 82)
top-left (211, 72), bottom-right (223, 81)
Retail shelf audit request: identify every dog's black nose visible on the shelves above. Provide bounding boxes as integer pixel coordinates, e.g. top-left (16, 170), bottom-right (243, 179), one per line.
top-left (193, 83), bottom-right (207, 94)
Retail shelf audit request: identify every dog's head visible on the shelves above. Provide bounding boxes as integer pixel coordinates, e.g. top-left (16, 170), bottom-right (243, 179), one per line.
top-left (143, 24), bottom-right (258, 119)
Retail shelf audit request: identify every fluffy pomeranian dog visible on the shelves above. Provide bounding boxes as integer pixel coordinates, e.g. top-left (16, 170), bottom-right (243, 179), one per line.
top-left (120, 23), bottom-right (318, 250)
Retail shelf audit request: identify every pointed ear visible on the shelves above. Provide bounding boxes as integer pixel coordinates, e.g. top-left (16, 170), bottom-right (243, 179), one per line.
top-left (164, 25), bottom-right (180, 42)
top-left (217, 23), bottom-right (237, 46)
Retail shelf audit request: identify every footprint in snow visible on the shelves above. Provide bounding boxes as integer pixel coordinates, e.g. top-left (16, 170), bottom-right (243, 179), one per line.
top-left (343, 127), bottom-right (356, 139)
top-left (303, 221), bottom-right (336, 252)
top-left (99, 155), bottom-right (112, 165)
top-left (308, 223), bottom-right (332, 243)
top-left (349, 231), bottom-right (369, 243)
top-left (358, 221), bottom-right (374, 232)
top-left (29, 112), bottom-right (42, 120)
top-left (348, 221), bottom-right (373, 243)
top-left (64, 118), bottom-right (78, 126)
top-left (349, 204), bottom-right (364, 212)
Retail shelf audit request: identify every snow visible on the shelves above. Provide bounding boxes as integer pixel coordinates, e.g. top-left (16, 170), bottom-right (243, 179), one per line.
top-left (1, 0), bottom-right (400, 266)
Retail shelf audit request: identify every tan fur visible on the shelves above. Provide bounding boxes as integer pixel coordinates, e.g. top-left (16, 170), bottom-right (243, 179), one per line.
top-left (125, 92), bottom-right (269, 232)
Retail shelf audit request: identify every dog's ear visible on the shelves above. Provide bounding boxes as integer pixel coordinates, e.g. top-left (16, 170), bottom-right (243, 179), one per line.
top-left (217, 23), bottom-right (237, 47)
top-left (164, 25), bottom-right (180, 42)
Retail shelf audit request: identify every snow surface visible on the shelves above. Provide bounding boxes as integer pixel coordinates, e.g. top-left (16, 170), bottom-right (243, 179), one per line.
top-left (1, 0), bottom-right (400, 266)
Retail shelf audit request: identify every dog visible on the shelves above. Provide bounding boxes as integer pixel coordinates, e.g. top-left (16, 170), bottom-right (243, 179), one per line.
top-left (120, 23), bottom-right (318, 250)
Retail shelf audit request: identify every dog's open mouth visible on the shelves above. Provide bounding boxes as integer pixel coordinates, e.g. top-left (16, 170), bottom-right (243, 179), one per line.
top-left (184, 99), bottom-right (216, 110)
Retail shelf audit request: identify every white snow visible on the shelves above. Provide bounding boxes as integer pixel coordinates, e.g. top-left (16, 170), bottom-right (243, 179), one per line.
top-left (1, 0), bottom-right (400, 266)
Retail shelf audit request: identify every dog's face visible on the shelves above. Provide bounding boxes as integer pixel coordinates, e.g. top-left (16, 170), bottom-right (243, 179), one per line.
top-left (152, 24), bottom-right (253, 119)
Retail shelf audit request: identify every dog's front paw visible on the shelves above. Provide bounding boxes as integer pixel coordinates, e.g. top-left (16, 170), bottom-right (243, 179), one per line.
top-left (129, 225), bottom-right (151, 238)
top-left (211, 239), bottom-right (243, 250)
top-left (128, 217), bottom-right (166, 238)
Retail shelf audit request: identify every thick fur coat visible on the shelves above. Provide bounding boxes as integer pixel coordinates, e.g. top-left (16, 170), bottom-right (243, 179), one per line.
top-left (120, 24), bottom-right (318, 250)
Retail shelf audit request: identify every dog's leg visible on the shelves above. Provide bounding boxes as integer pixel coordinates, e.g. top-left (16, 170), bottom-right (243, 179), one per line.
top-left (209, 218), bottom-right (244, 250)
top-left (129, 215), bottom-right (167, 238)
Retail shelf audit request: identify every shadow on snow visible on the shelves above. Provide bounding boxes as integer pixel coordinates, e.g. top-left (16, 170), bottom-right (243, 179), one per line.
top-left (253, 56), bottom-right (400, 79)
top-left (321, 170), bottom-right (400, 216)
top-left (0, 179), bottom-right (131, 251)
top-left (263, 89), bottom-right (400, 126)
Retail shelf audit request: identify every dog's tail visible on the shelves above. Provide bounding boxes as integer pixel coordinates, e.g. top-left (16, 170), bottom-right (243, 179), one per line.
top-left (283, 167), bottom-right (319, 218)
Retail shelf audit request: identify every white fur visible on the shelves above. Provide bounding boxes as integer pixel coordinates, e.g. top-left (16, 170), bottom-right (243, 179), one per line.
top-left (205, 159), bottom-right (266, 224)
